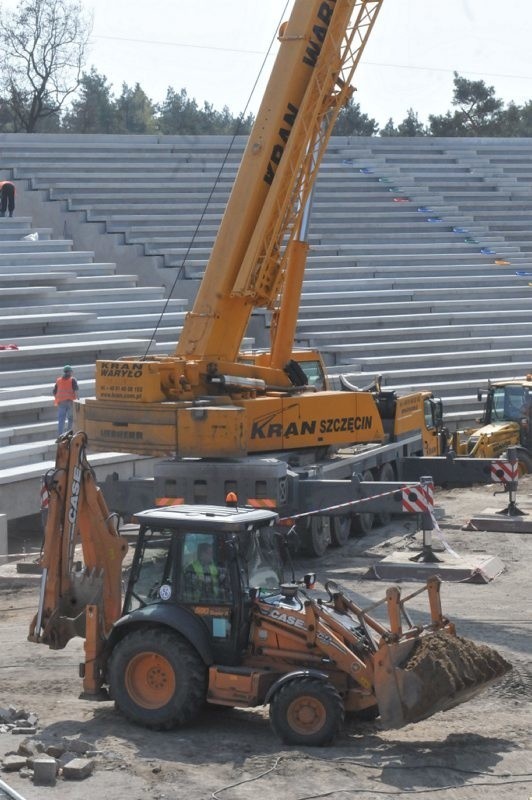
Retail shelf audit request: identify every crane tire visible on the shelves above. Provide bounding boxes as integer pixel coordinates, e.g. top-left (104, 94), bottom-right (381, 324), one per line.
top-left (375, 462), bottom-right (396, 527)
top-left (330, 515), bottom-right (351, 547)
top-left (108, 628), bottom-right (206, 730)
top-left (351, 470), bottom-right (375, 537)
top-left (300, 516), bottom-right (331, 557)
top-left (269, 677), bottom-right (344, 746)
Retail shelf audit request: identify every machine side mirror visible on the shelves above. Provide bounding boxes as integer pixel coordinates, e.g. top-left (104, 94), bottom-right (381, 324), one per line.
top-left (477, 389), bottom-right (483, 402)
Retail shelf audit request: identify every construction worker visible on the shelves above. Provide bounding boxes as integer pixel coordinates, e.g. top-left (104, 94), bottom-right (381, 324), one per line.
top-left (0, 180), bottom-right (15, 217)
top-left (184, 542), bottom-right (225, 602)
top-left (53, 365), bottom-right (79, 436)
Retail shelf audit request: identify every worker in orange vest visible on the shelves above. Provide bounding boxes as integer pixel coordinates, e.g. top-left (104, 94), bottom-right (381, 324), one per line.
top-left (53, 365), bottom-right (79, 436)
top-left (0, 180), bottom-right (15, 217)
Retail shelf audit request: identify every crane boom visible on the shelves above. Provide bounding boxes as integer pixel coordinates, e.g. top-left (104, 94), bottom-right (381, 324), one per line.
top-left (177, 0), bottom-right (383, 363)
top-left (78, 0), bottom-right (388, 458)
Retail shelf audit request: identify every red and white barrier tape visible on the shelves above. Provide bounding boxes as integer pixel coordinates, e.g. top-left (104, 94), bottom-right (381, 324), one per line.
top-left (280, 482), bottom-right (432, 523)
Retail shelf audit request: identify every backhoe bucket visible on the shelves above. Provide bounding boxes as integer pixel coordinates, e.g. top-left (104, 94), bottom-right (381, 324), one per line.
top-left (373, 631), bottom-right (511, 728)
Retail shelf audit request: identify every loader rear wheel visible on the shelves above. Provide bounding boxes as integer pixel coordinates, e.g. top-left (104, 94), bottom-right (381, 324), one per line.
top-left (376, 462), bottom-right (395, 527)
top-left (351, 471), bottom-right (375, 537)
top-left (331, 515), bottom-right (350, 547)
top-left (109, 628), bottom-right (206, 730)
top-left (269, 678), bottom-right (344, 746)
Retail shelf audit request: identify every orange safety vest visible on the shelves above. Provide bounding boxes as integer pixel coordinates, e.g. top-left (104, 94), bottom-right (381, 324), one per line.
top-left (54, 376), bottom-right (77, 405)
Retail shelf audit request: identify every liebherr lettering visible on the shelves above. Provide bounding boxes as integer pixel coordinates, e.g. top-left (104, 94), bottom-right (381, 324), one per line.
top-left (303, 0), bottom-right (337, 67)
top-left (263, 0), bottom-right (336, 186)
top-left (263, 104), bottom-right (298, 186)
top-left (251, 415), bottom-right (373, 440)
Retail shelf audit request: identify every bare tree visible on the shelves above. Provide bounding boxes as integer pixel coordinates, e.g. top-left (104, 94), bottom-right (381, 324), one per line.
top-left (0, 0), bottom-right (92, 132)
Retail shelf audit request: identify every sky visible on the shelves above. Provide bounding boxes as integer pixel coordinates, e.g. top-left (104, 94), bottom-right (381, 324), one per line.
top-left (7, 0), bottom-right (532, 127)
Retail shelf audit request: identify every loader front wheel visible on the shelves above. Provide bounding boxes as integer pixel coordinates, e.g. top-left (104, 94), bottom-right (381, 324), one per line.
top-left (109, 628), bottom-right (206, 730)
top-left (269, 678), bottom-right (344, 746)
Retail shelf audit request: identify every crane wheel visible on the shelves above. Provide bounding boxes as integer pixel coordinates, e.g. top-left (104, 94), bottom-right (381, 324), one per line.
top-left (331, 515), bottom-right (351, 547)
top-left (375, 462), bottom-right (395, 527)
top-left (299, 516), bottom-right (331, 557)
top-left (108, 628), bottom-right (206, 729)
top-left (269, 678), bottom-right (344, 746)
top-left (351, 470), bottom-right (375, 537)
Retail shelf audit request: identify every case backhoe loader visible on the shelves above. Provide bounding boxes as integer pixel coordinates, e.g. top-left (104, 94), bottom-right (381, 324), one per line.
top-left (29, 432), bottom-right (511, 746)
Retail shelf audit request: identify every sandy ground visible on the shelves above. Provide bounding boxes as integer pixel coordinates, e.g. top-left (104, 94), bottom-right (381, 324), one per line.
top-left (0, 478), bottom-right (531, 800)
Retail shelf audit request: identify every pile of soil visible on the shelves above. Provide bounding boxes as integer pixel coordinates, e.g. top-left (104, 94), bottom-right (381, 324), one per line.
top-left (400, 631), bottom-right (512, 722)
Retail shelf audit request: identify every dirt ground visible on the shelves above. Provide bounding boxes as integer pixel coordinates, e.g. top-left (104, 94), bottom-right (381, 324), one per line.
top-left (0, 478), bottom-right (531, 800)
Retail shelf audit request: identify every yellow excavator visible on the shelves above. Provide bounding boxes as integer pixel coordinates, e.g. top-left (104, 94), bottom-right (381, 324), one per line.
top-left (451, 377), bottom-right (532, 475)
top-left (29, 432), bottom-right (511, 745)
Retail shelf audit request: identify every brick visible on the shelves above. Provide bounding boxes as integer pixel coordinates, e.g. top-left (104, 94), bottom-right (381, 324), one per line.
top-left (11, 726), bottom-right (37, 735)
top-left (2, 754), bottom-right (27, 772)
top-left (62, 757), bottom-right (95, 780)
top-left (61, 737), bottom-right (93, 755)
top-left (17, 738), bottom-right (44, 757)
top-left (33, 755), bottom-right (57, 786)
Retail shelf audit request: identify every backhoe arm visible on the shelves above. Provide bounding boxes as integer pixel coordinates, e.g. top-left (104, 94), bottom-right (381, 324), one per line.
top-left (29, 433), bottom-right (128, 680)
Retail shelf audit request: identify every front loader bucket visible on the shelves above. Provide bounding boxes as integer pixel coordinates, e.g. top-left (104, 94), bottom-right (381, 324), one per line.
top-left (374, 631), bottom-right (512, 729)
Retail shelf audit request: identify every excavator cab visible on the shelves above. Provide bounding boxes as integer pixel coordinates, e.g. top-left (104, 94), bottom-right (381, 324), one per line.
top-left (118, 505), bottom-right (283, 667)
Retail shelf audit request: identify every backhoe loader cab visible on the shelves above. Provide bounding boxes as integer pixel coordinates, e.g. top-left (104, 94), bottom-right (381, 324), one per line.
top-left (118, 505), bottom-right (283, 667)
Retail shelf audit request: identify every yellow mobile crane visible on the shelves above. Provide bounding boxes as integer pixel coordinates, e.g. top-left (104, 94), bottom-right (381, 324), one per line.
top-left (78, 0), bottom-right (402, 458)
top-left (77, 0), bottom-right (509, 555)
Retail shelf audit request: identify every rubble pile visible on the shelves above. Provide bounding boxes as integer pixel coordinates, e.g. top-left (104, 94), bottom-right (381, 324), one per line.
top-left (1, 731), bottom-right (97, 786)
top-left (0, 705), bottom-right (38, 735)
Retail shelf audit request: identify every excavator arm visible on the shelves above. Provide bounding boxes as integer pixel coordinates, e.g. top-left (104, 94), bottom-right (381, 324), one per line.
top-left (28, 432), bottom-right (128, 694)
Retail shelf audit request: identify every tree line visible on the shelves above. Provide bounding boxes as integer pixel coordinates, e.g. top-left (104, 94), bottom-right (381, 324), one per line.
top-left (1, 0), bottom-right (532, 138)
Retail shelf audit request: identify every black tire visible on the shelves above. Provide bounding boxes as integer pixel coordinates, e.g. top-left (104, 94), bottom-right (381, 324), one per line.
top-left (351, 470), bottom-right (375, 537)
top-left (108, 628), bottom-right (207, 730)
top-left (331, 515), bottom-right (350, 547)
top-left (301, 516), bottom-right (331, 557)
top-left (375, 462), bottom-right (396, 527)
top-left (269, 678), bottom-right (344, 746)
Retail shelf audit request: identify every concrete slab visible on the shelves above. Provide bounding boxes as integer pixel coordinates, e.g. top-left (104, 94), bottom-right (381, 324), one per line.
top-left (463, 507), bottom-right (532, 533)
top-left (366, 548), bottom-right (505, 583)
